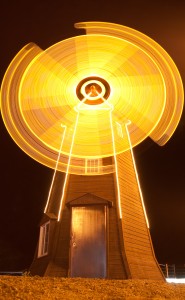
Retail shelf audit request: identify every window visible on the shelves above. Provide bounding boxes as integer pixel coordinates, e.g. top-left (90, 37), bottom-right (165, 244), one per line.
top-left (85, 159), bottom-right (100, 174)
top-left (38, 221), bottom-right (50, 257)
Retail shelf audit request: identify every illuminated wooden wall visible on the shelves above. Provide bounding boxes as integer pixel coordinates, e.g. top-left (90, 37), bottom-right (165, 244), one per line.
top-left (1, 21), bottom-right (182, 281)
top-left (30, 151), bottom-right (164, 280)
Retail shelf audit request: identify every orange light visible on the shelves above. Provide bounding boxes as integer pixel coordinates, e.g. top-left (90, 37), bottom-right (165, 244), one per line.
top-left (0, 22), bottom-right (183, 176)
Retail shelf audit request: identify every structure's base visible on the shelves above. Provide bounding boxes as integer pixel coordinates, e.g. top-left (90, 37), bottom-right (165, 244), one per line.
top-left (30, 152), bottom-right (164, 280)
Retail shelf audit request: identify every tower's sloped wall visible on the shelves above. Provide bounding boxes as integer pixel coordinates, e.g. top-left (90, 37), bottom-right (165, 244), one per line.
top-left (117, 151), bottom-right (164, 280)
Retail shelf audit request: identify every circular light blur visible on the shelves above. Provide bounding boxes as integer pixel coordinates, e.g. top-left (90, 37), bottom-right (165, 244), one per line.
top-left (1, 22), bottom-right (183, 174)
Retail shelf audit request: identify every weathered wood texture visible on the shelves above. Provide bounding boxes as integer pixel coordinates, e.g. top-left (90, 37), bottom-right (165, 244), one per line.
top-left (29, 214), bottom-right (58, 276)
top-left (44, 206), bottom-right (71, 276)
top-left (30, 207), bottom-right (71, 277)
top-left (30, 151), bottom-right (164, 280)
top-left (30, 171), bottom-right (128, 278)
top-left (117, 150), bottom-right (164, 280)
top-left (45, 172), bottom-right (66, 216)
top-left (65, 173), bottom-right (128, 279)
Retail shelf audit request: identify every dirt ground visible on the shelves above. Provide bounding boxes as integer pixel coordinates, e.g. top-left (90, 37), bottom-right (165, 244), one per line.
top-left (1, 276), bottom-right (185, 299)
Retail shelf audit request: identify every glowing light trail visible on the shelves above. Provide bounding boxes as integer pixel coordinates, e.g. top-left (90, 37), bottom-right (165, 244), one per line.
top-left (125, 122), bottom-right (150, 228)
top-left (44, 125), bottom-right (66, 213)
top-left (109, 111), bottom-right (122, 219)
top-left (1, 23), bottom-right (183, 175)
top-left (0, 23), bottom-right (183, 224)
top-left (57, 112), bottom-right (79, 221)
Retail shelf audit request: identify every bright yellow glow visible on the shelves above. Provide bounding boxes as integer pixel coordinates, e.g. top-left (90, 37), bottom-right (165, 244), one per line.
top-left (0, 22), bottom-right (183, 175)
top-left (44, 125), bottom-right (66, 213)
top-left (110, 112), bottom-right (122, 219)
top-left (125, 122), bottom-right (150, 228)
top-left (75, 22), bottom-right (184, 145)
top-left (57, 112), bottom-right (80, 221)
top-left (80, 80), bottom-right (106, 100)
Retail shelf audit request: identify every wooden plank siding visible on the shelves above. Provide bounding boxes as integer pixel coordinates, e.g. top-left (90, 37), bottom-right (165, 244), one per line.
top-left (116, 151), bottom-right (164, 280)
top-left (44, 172), bottom-right (66, 217)
top-left (30, 150), bottom-right (164, 280)
top-left (65, 172), bottom-right (128, 279)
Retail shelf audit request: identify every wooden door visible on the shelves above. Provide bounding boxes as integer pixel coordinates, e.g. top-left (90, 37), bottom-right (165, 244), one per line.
top-left (70, 205), bottom-right (107, 278)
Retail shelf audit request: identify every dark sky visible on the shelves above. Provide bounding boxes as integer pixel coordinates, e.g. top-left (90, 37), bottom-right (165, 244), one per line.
top-left (0, 0), bottom-right (185, 271)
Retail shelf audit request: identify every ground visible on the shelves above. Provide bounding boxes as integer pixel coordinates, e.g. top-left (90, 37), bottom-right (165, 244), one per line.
top-left (1, 276), bottom-right (185, 299)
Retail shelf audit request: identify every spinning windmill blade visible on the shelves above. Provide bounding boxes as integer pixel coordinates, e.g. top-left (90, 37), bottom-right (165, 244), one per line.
top-left (1, 22), bottom-right (183, 175)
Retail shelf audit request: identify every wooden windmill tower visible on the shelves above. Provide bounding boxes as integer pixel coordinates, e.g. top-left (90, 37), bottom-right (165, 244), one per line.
top-left (1, 22), bottom-right (183, 279)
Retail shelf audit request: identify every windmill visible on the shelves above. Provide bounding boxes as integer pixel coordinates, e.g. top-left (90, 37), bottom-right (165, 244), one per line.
top-left (1, 22), bottom-right (183, 279)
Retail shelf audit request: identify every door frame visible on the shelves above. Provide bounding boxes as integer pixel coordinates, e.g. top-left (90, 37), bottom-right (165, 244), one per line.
top-left (69, 203), bottom-right (109, 278)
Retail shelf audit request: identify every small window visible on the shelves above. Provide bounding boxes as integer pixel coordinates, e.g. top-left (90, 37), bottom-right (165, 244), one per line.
top-left (85, 159), bottom-right (100, 174)
top-left (38, 221), bottom-right (50, 257)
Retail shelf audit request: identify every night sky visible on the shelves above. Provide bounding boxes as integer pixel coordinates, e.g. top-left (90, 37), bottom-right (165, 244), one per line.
top-left (0, 0), bottom-right (185, 271)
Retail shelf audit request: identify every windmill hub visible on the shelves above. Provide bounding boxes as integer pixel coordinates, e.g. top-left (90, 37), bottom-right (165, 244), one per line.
top-left (76, 76), bottom-right (111, 105)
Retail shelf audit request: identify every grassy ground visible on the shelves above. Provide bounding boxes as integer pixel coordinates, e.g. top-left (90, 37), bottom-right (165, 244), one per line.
top-left (1, 276), bottom-right (185, 299)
